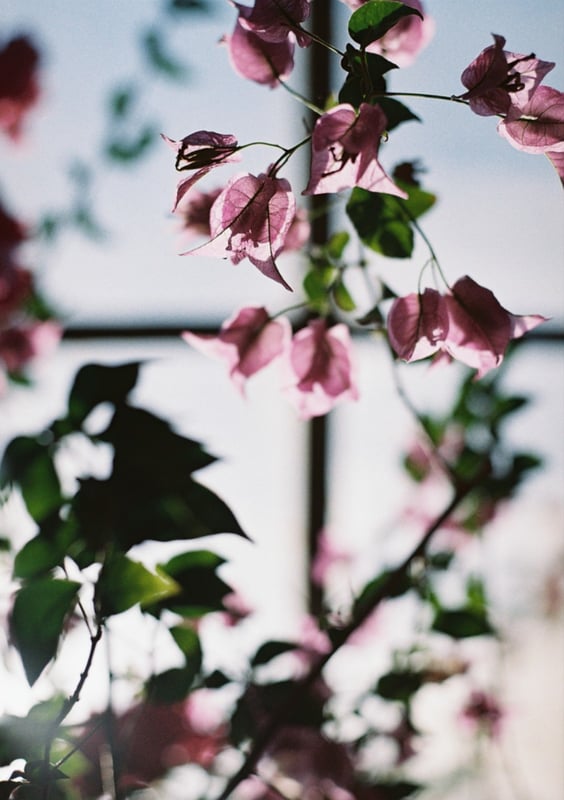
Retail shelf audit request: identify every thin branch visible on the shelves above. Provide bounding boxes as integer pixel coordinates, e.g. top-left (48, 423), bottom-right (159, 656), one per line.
top-left (212, 484), bottom-right (476, 800)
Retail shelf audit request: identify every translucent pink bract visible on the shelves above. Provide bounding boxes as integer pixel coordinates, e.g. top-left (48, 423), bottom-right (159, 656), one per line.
top-left (304, 103), bottom-right (407, 197)
top-left (460, 34), bottom-right (555, 119)
top-left (285, 319), bottom-right (359, 419)
top-left (183, 306), bottom-right (290, 393)
top-left (184, 172), bottom-right (296, 290)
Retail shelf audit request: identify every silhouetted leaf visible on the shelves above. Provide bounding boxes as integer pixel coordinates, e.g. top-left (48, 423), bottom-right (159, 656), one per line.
top-left (142, 28), bottom-right (187, 79)
top-left (65, 362), bottom-right (141, 428)
top-left (0, 436), bottom-right (62, 523)
top-left (375, 670), bottom-right (423, 703)
top-left (105, 125), bottom-right (156, 163)
top-left (432, 608), bottom-right (494, 639)
top-left (251, 640), bottom-right (297, 668)
top-left (10, 578), bottom-right (80, 685)
top-left (150, 550), bottom-right (232, 616)
top-left (95, 553), bottom-right (179, 617)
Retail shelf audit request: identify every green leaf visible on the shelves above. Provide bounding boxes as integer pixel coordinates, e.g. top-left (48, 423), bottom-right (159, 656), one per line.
top-left (303, 266), bottom-right (336, 314)
top-left (109, 85), bottom-right (137, 119)
top-left (142, 28), bottom-right (187, 79)
top-left (10, 578), bottom-right (80, 685)
top-left (432, 608), bottom-right (495, 639)
top-left (0, 436), bottom-right (62, 523)
top-left (104, 126), bottom-right (156, 164)
top-left (349, 1), bottom-right (422, 49)
top-left (204, 669), bottom-right (232, 688)
top-left (352, 569), bottom-right (412, 621)
top-left (169, 625), bottom-right (201, 661)
top-left (145, 666), bottom-right (199, 704)
top-left (377, 97), bottom-right (420, 131)
top-left (96, 553), bottom-right (179, 618)
top-left (327, 231), bottom-right (350, 260)
top-left (333, 277), bottom-right (356, 312)
top-left (66, 362), bottom-right (141, 427)
top-left (151, 550), bottom-right (233, 616)
top-left (363, 781), bottom-right (421, 799)
top-left (251, 640), bottom-right (297, 668)
top-left (375, 669), bottom-right (423, 703)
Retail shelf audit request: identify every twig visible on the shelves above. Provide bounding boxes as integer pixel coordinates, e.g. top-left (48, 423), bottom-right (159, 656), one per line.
top-left (212, 484), bottom-right (476, 800)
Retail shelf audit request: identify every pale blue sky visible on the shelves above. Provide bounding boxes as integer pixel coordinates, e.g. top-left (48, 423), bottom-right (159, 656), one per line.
top-left (1, 0), bottom-right (563, 325)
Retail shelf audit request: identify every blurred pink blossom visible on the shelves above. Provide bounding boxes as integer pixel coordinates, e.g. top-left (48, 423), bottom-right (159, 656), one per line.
top-left (460, 34), bottom-right (554, 119)
top-left (184, 171), bottom-right (296, 289)
top-left (284, 319), bottom-right (359, 418)
top-left (0, 35), bottom-right (41, 141)
top-left (460, 690), bottom-right (505, 739)
top-left (183, 306), bottom-right (290, 393)
top-left (0, 320), bottom-right (61, 375)
top-left (304, 103), bottom-right (406, 197)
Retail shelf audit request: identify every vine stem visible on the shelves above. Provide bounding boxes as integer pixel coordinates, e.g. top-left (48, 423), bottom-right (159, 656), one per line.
top-left (212, 483), bottom-right (477, 800)
top-left (41, 622), bottom-right (104, 799)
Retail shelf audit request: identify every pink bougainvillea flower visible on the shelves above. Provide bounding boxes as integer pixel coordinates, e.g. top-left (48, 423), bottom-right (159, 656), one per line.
top-left (304, 102), bottom-right (407, 197)
top-left (235, 0), bottom-right (312, 46)
top-left (183, 306), bottom-right (290, 393)
top-left (0, 200), bottom-right (27, 261)
top-left (546, 149), bottom-right (564, 185)
top-left (223, 18), bottom-right (296, 87)
top-left (497, 85), bottom-right (564, 153)
top-left (388, 276), bottom-right (546, 377)
top-left (284, 319), bottom-right (359, 418)
top-left (162, 131), bottom-right (240, 211)
top-left (444, 276), bottom-right (546, 377)
top-left (366, 0), bottom-right (434, 68)
top-left (174, 186), bottom-right (223, 242)
top-left (0, 35), bottom-right (41, 141)
top-left (184, 171), bottom-right (296, 290)
top-left (460, 34), bottom-right (555, 119)
top-left (0, 320), bottom-right (61, 374)
top-left (0, 265), bottom-right (33, 318)
top-left (74, 697), bottom-right (227, 797)
top-left (387, 287), bottom-right (449, 362)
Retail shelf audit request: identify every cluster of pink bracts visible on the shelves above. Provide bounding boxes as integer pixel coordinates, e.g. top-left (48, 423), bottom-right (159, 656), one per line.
top-left (169, 1), bottom-right (559, 419)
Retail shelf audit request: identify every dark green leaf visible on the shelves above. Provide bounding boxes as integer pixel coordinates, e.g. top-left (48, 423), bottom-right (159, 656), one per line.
top-left (303, 267), bottom-right (336, 314)
top-left (104, 126), bottom-right (156, 163)
top-left (10, 578), bottom-right (80, 684)
top-left (150, 550), bottom-right (232, 616)
top-left (251, 640), bottom-right (297, 668)
top-left (0, 436), bottom-right (62, 522)
top-left (432, 608), bottom-right (495, 639)
top-left (377, 97), bottom-right (419, 130)
top-left (349, 1), bottom-right (422, 49)
top-left (375, 670), bottom-right (422, 703)
top-left (66, 362), bottom-right (141, 427)
top-left (362, 780), bottom-right (421, 799)
top-left (96, 553), bottom-right (179, 618)
top-left (169, 625), bottom-right (201, 661)
top-left (353, 569), bottom-right (412, 620)
top-left (109, 85), bottom-right (137, 119)
top-left (168, 0), bottom-right (208, 12)
top-left (204, 669), bottom-right (232, 688)
top-left (347, 189), bottom-right (413, 258)
top-left (142, 28), bottom-right (187, 79)
top-left (145, 666), bottom-right (199, 704)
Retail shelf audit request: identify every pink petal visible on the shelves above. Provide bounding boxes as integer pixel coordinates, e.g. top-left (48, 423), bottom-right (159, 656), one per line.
top-left (387, 288), bottom-right (448, 361)
top-left (498, 85), bottom-right (564, 153)
top-left (224, 19), bottom-right (295, 86)
top-left (235, 0), bottom-right (311, 46)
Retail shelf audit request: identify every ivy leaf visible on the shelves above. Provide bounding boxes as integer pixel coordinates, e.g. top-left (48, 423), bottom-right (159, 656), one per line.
top-left (65, 362), bottom-right (141, 428)
top-left (349, 1), bottom-right (422, 49)
top-left (10, 578), bottom-right (80, 685)
top-left (0, 436), bottom-right (62, 523)
top-left (95, 553), bottom-right (180, 618)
